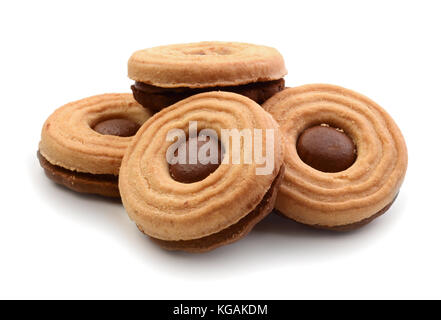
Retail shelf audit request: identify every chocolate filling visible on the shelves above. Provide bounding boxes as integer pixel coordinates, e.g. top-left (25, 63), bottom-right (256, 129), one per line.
top-left (297, 125), bottom-right (357, 173)
top-left (146, 165), bottom-right (285, 252)
top-left (93, 118), bottom-right (140, 137)
top-left (131, 78), bottom-right (285, 112)
top-left (37, 151), bottom-right (120, 198)
top-left (169, 137), bottom-right (223, 184)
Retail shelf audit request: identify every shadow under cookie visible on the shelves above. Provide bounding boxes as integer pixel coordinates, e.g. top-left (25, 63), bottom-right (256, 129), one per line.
top-left (145, 165), bottom-right (285, 253)
top-left (131, 79), bottom-right (285, 113)
top-left (37, 151), bottom-right (120, 198)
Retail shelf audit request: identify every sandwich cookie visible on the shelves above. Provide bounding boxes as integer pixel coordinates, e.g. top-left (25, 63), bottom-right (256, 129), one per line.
top-left (38, 93), bottom-right (151, 198)
top-left (128, 41), bottom-right (287, 112)
top-left (119, 92), bottom-right (285, 252)
top-left (263, 84), bottom-right (407, 230)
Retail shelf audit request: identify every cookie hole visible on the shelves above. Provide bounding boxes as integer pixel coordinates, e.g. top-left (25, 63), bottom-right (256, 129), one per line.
top-left (92, 118), bottom-right (141, 137)
top-left (296, 123), bottom-right (357, 173)
top-left (168, 133), bottom-right (225, 184)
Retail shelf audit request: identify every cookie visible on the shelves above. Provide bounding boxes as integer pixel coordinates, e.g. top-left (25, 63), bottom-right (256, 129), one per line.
top-left (38, 93), bottom-right (151, 197)
top-left (147, 166), bottom-right (284, 252)
top-left (128, 41), bottom-right (287, 112)
top-left (119, 91), bottom-right (285, 252)
top-left (263, 84), bottom-right (407, 229)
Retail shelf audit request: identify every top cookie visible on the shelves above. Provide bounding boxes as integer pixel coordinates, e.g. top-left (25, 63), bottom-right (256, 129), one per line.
top-left (128, 41), bottom-right (287, 88)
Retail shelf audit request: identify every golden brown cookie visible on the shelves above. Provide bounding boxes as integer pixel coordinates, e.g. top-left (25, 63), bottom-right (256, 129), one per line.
top-left (128, 41), bottom-right (287, 112)
top-left (263, 84), bottom-right (407, 230)
top-left (146, 165), bottom-right (284, 252)
top-left (119, 91), bottom-right (285, 252)
top-left (38, 93), bottom-right (151, 197)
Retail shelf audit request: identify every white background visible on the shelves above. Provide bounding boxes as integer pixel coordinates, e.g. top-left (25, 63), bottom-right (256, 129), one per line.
top-left (1, 0), bottom-right (440, 299)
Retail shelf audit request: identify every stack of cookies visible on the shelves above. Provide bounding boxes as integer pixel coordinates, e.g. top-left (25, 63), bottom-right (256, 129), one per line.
top-left (38, 41), bottom-right (408, 252)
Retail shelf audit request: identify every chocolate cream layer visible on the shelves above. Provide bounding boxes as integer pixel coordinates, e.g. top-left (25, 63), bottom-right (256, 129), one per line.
top-left (131, 79), bottom-right (285, 112)
top-left (37, 151), bottom-right (120, 198)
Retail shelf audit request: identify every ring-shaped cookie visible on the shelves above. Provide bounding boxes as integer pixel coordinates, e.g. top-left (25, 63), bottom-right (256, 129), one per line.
top-left (38, 93), bottom-right (151, 197)
top-left (119, 92), bottom-right (284, 252)
top-left (263, 84), bottom-right (407, 229)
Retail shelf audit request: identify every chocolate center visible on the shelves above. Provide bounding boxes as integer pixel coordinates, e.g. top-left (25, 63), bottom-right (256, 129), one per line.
top-left (93, 118), bottom-right (140, 137)
top-left (169, 137), bottom-right (223, 183)
top-left (296, 125), bottom-right (356, 172)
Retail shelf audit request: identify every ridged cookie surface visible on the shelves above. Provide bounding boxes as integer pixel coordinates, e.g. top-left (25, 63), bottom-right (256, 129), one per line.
top-left (39, 93), bottom-right (151, 175)
top-left (119, 92), bottom-right (284, 241)
top-left (263, 84), bottom-right (407, 228)
top-left (128, 41), bottom-right (287, 88)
